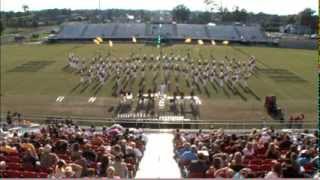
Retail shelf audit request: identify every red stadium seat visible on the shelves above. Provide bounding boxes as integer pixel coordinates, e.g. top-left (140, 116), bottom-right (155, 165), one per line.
top-left (248, 165), bottom-right (260, 172)
top-left (6, 170), bottom-right (22, 178)
top-left (0, 156), bottom-right (7, 162)
top-left (6, 163), bottom-right (22, 170)
top-left (37, 172), bottom-right (49, 178)
top-left (188, 172), bottom-right (204, 178)
top-left (7, 156), bottom-right (21, 163)
top-left (37, 167), bottom-right (53, 174)
top-left (22, 164), bottom-right (35, 171)
top-left (7, 151), bottom-right (19, 156)
top-left (262, 159), bottom-right (274, 164)
top-left (249, 159), bottom-right (262, 165)
top-left (22, 171), bottom-right (37, 178)
top-left (260, 164), bottom-right (272, 172)
top-left (303, 163), bottom-right (315, 174)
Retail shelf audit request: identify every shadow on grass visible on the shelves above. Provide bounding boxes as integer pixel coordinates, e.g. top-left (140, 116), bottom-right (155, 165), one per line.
top-left (69, 82), bottom-right (82, 94)
top-left (204, 86), bottom-right (211, 97)
top-left (210, 81), bottom-right (218, 93)
top-left (91, 82), bottom-right (101, 91)
top-left (222, 87), bottom-right (230, 98)
top-left (79, 84), bottom-right (90, 94)
top-left (247, 88), bottom-right (261, 101)
top-left (93, 85), bottom-right (103, 96)
top-left (233, 87), bottom-right (247, 102)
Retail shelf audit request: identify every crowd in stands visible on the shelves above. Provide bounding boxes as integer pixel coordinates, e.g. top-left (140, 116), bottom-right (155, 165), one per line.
top-left (0, 123), bottom-right (147, 178)
top-left (173, 128), bottom-right (319, 179)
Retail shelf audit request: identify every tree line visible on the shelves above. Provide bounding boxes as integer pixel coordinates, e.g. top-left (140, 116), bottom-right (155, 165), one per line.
top-left (0, 4), bottom-right (318, 34)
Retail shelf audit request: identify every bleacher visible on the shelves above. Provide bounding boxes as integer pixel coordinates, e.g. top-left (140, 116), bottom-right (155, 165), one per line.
top-left (80, 24), bottom-right (116, 39)
top-left (50, 23), bottom-right (269, 43)
top-left (176, 24), bottom-right (208, 39)
top-left (235, 26), bottom-right (268, 43)
top-left (112, 23), bottom-right (146, 38)
top-left (207, 25), bottom-right (240, 41)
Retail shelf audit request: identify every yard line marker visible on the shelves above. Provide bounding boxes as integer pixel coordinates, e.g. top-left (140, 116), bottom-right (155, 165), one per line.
top-left (88, 97), bottom-right (96, 103)
top-left (56, 96), bottom-right (64, 102)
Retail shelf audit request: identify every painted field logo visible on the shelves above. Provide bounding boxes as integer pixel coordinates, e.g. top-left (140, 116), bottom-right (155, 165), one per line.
top-left (8, 61), bottom-right (55, 72)
top-left (259, 68), bottom-right (307, 83)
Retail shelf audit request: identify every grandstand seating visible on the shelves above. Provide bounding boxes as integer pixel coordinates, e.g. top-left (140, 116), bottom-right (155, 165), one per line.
top-left (54, 23), bottom-right (88, 39)
top-left (235, 26), bottom-right (268, 42)
top-left (176, 24), bottom-right (208, 39)
top-left (173, 128), bottom-right (318, 178)
top-left (207, 25), bottom-right (240, 41)
top-left (51, 23), bottom-right (269, 43)
top-left (81, 24), bottom-right (116, 39)
top-left (112, 23), bottom-right (146, 38)
top-left (0, 124), bottom-right (146, 178)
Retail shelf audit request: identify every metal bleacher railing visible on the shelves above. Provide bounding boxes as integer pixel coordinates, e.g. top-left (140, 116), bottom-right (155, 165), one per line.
top-left (0, 113), bottom-right (316, 130)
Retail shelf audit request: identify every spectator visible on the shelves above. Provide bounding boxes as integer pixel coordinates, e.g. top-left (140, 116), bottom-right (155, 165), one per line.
top-left (229, 152), bottom-right (245, 173)
top-left (180, 144), bottom-right (198, 163)
top-left (70, 143), bottom-right (82, 161)
top-left (0, 161), bottom-right (6, 171)
top-left (111, 155), bottom-right (128, 178)
top-left (242, 142), bottom-right (255, 157)
top-left (82, 144), bottom-right (97, 162)
top-left (188, 152), bottom-right (209, 178)
top-left (279, 134), bottom-right (292, 150)
top-left (265, 163), bottom-right (282, 179)
top-left (40, 144), bottom-right (59, 169)
top-left (22, 148), bottom-right (38, 168)
top-left (98, 155), bottom-right (110, 177)
top-left (297, 149), bottom-right (311, 166)
top-left (265, 143), bottom-right (280, 159)
top-left (106, 166), bottom-right (120, 179)
top-left (205, 157), bottom-right (223, 178)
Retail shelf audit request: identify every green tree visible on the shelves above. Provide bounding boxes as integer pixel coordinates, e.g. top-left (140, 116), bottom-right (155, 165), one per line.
top-left (0, 21), bottom-right (4, 35)
top-left (297, 8), bottom-right (316, 26)
top-left (172, 5), bottom-right (191, 23)
top-left (197, 12), bottom-right (212, 24)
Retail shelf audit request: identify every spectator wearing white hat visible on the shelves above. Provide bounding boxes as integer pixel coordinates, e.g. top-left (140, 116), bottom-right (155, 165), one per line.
top-left (40, 144), bottom-right (59, 169)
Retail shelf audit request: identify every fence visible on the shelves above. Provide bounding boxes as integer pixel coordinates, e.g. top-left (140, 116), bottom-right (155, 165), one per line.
top-left (0, 113), bottom-right (316, 130)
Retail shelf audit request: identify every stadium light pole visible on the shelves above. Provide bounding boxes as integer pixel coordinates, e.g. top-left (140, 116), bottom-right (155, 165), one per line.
top-left (157, 24), bottom-right (163, 57)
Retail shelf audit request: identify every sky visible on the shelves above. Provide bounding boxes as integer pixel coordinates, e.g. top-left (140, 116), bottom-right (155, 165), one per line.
top-left (0, 0), bottom-right (318, 15)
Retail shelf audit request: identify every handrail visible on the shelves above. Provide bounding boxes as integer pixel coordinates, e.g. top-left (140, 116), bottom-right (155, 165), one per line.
top-left (1, 113), bottom-right (315, 129)
top-left (1, 113), bottom-right (315, 123)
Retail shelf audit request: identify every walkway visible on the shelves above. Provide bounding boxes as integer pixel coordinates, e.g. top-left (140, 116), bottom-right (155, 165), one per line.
top-left (135, 133), bottom-right (181, 178)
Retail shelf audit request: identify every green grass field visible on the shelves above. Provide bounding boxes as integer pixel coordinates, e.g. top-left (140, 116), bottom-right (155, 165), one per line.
top-left (0, 43), bottom-right (317, 124)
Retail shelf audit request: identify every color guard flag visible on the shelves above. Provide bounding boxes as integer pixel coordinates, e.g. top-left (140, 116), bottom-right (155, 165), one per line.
top-left (185, 38), bottom-right (192, 43)
top-left (222, 40), bottom-right (229, 45)
top-left (132, 36), bottom-right (137, 43)
top-left (198, 39), bottom-right (204, 45)
top-left (93, 39), bottom-right (100, 45)
top-left (96, 37), bottom-right (103, 43)
top-left (109, 40), bottom-right (113, 47)
top-left (211, 40), bottom-right (216, 45)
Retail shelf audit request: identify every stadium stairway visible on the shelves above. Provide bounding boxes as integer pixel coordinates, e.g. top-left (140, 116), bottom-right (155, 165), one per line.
top-left (79, 24), bottom-right (89, 37)
top-left (173, 24), bottom-right (178, 37)
top-left (204, 26), bottom-right (210, 39)
top-left (111, 24), bottom-right (119, 36)
top-left (135, 133), bottom-right (181, 178)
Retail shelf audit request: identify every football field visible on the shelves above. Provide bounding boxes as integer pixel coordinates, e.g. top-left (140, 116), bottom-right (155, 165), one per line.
top-left (0, 43), bottom-right (317, 125)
